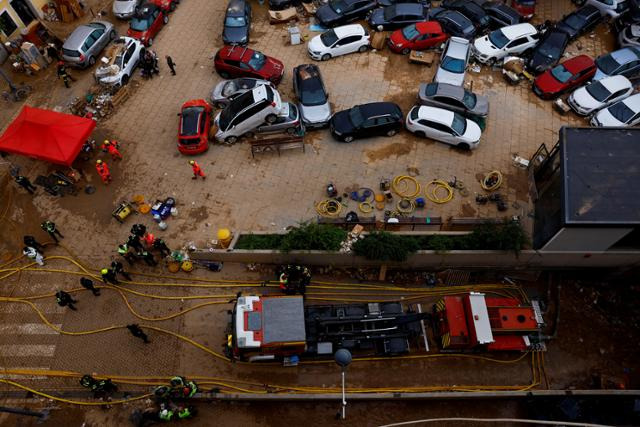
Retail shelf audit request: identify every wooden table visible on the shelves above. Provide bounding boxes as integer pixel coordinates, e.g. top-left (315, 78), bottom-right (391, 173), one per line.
top-left (409, 50), bottom-right (436, 67)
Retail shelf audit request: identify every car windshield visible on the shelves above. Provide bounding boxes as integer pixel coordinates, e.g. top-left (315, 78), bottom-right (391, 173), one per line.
top-left (330, 0), bottom-right (347, 13)
top-left (451, 113), bottom-right (467, 135)
top-left (488, 29), bottom-right (509, 49)
top-left (608, 102), bottom-right (634, 123)
top-left (538, 41), bottom-right (562, 59)
top-left (596, 54), bottom-right (621, 75)
top-left (320, 29), bottom-right (339, 47)
top-left (181, 106), bottom-right (204, 136)
top-left (564, 14), bottom-right (583, 30)
top-left (384, 6), bottom-right (398, 20)
top-left (130, 16), bottom-right (152, 31)
top-left (585, 81), bottom-right (612, 102)
top-left (410, 107), bottom-right (419, 120)
top-left (402, 24), bottom-right (420, 40)
top-left (115, 54), bottom-right (124, 67)
top-left (462, 90), bottom-right (477, 109)
top-left (62, 48), bottom-right (80, 57)
top-left (225, 16), bottom-right (246, 27)
top-left (300, 77), bottom-right (327, 106)
top-left (348, 106), bottom-right (364, 127)
top-left (247, 52), bottom-right (266, 70)
top-left (219, 90), bottom-right (255, 130)
top-left (288, 104), bottom-right (298, 120)
top-left (550, 64), bottom-right (573, 83)
top-left (441, 56), bottom-right (465, 73)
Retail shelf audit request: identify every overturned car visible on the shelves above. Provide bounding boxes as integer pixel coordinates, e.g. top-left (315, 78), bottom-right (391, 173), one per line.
top-left (94, 37), bottom-right (144, 87)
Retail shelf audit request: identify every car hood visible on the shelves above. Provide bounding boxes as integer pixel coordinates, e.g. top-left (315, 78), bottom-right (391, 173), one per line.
top-left (473, 35), bottom-right (498, 56)
top-left (462, 119), bottom-right (482, 143)
top-left (368, 9), bottom-right (384, 25)
top-left (389, 29), bottom-right (408, 46)
top-left (211, 81), bottom-right (229, 101)
top-left (223, 26), bottom-right (248, 44)
top-left (316, 5), bottom-right (340, 25)
top-left (534, 71), bottom-right (564, 94)
top-left (330, 109), bottom-right (356, 133)
top-left (300, 102), bottom-right (332, 124)
top-left (594, 108), bottom-right (623, 127)
top-left (435, 68), bottom-right (464, 86)
top-left (570, 86), bottom-right (602, 111)
top-left (113, 1), bottom-right (136, 14)
top-left (309, 35), bottom-right (325, 52)
top-left (555, 22), bottom-right (577, 39)
top-left (261, 56), bottom-right (284, 76)
top-left (472, 94), bottom-right (490, 116)
top-left (528, 52), bottom-right (555, 73)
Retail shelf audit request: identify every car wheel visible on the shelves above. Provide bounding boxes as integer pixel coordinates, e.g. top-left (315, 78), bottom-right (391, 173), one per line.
top-left (458, 142), bottom-right (470, 151)
top-left (343, 135), bottom-right (354, 143)
top-left (215, 102), bottom-right (226, 109)
top-left (243, 131), bottom-right (255, 139)
top-left (219, 71), bottom-right (230, 79)
top-left (286, 127), bottom-right (297, 134)
top-left (109, 31), bottom-right (116, 40)
top-left (265, 114), bottom-right (277, 124)
top-left (414, 131), bottom-right (425, 138)
top-left (121, 74), bottom-right (129, 86)
top-left (401, 48), bottom-right (410, 55)
top-left (386, 129), bottom-right (397, 137)
top-left (377, 25), bottom-right (384, 32)
top-left (88, 56), bottom-right (96, 66)
top-left (163, 14), bottom-right (169, 24)
top-left (147, 38), bottom-right (153, 46)
top-left (358, 45), bottom-right (368, 53)
top-left (321, 53), bottom-right (331, 61)
top-left (224, 136), bottom-right (238, 145)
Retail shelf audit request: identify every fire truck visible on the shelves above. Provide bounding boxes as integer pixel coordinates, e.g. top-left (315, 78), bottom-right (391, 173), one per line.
top-left (227, 292), bottom-right (544, 362)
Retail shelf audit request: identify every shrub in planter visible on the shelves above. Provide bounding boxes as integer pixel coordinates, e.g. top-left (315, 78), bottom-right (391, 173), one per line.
top-left (353, 231), bottom-right (419, 262)
top-left (235, 234), bottom-right (284, 250)
top-left (280, 223), bottom-right (347, 252)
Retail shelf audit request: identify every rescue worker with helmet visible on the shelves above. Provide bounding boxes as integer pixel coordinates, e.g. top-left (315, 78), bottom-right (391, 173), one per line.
top-left (96, 159), bottom-right (112, 184)
top-left (102, 139), bottom-right (123, 160)
top-left (189, 160), bottom-right (205, 180)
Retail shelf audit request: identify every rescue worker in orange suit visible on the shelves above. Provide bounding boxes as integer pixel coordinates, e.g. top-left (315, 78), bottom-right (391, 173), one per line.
top-left (102, 140), bottom-right (123, 160)
top-left (96, 160), bottom-right (112, 184)
top-left (189, 160), bottom-right (205, 180)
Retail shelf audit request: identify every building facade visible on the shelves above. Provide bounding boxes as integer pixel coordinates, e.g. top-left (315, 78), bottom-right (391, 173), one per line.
top-left (0, 0), bottom-right (48, 41)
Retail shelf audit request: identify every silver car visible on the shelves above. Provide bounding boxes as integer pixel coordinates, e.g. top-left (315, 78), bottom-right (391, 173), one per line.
top-left (418, 82), bottom-right (489, 118)
top-left (434, 36), bottom-right (470, 87)
top-left (210, 78), bottom-right (273, 109)
top-left (255, 102), bottom-right (303, 135)
top-left (113, 0), bottom-right (144, 19)
top-left (62, 21), bottom-right (116, 68)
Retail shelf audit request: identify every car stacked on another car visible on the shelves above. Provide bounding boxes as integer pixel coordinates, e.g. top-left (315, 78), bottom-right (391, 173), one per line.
top-left (388, 21), bottom-right (449, 54)
top-left (418, 82), bottom-right (489, 118)
top-left (214, 45), bottom-right (285, 85)
top-left (556, 5), bottom-right (602, 40)
top-left (591, 93), bottom-right (640, 127)
top-left (177, 99), bottom-right (212, 155)
top-left (214, 84), bottom-right (287, 143)
top-left (367, 3), bottom-right (430, 32)
top-left (434, 36), bottom-right (471, 86)
top-left (127, 2), bottom-right (167, 46)
top-left (315, 0), bottom-right (377, 28)
top-left (329, 102), bottom-right (403, 143)
top-left (94, 36), bottom-right (144, 87)
top-left (308, 24), bottom-right (370, 61)
top-left (585, 0), bottom-right (629, 19)
top-left (62, 21), bottom-right (116, 68)
top-left (568, 75), bottom-right (634, 115)
top-left (405, 105), bottom-right (482, 150)
top-left (472, 23), bottom-right (539, 64)
top-left (430, 9), bottom-right (477, 40)
top-left (293, 64), bottom-right (332, 128)
top-left (511, 0), bottom-right (536, 21)
top-left (223, 0), bottom-right (251, 45)
top-left (593, 46), bottom-right (640, 80)
top-left (527, 29), bottom-right (570, 74)
top-left (533, 55), bottom-right (597, 99)
top-left (255, 103), bottom-right (303, 135)
top-left (441, 0), bottom-right (491, 33)
top-left (210, 78), bottom-right (274, 109)
top-left (618, 23), bottom-right (640, 48)
top-left (481, 1), bottom-right (522, 29)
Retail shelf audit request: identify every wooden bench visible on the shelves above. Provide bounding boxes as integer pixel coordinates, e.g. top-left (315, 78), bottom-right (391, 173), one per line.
top-left (317, 216), bottom-right (377, 230)
top-left (446, 217), bottom-right (503, 231)
top-left (250, 135), bottom-right (304, 158)
top-left (383, 216), bottom-right (443, 231)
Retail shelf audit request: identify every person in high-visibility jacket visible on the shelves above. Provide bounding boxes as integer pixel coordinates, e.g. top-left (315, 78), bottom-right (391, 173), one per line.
top-left (102, 140), bottom-right (123, 160)
top-left (95, 160), bottom-right (112, 184)
top-left (189, 160), bottom-right (205, 180)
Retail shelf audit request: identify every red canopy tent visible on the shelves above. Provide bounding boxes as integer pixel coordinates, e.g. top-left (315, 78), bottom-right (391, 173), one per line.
top-left (0, 106), bottom-right (96, 166)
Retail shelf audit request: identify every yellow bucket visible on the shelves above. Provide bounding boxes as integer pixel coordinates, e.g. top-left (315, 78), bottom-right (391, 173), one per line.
top-left (181, 260), bottom-right (194, 272)
top-left (217, 228), bottom-right (232, 249)
top-left (167, 261), bottom-right (180, 273)
top-left (374, 193), bottom-right (385, 203)
top-left (139, 204), bottom-right (151, 214)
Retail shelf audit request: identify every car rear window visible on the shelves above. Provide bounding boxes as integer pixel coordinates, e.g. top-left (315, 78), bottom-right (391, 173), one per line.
top-left (596, 54), bottom-right (621, 75)
top-left (62, 48), bottom-right (80, 57)
top-left (181, 106), bottom-right (204, 136)
top-left (488, 29), bottom-right (509, 49)
top-left (609, 101), bottom-right (634, 123)
top-left (442, 56), bottom-right (465, 73)
top-left (550, 64), bottom-right (573, 83)
top-left (585, 81), bottom-right (611, 102)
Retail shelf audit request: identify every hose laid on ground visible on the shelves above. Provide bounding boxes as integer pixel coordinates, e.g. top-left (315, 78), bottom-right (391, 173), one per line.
top-left (424, 180), bottom-right (454, 204)
top-left (392, 175), bottom-right (421, 199)
top-left (315, 199), bottom-right (343, 217)
top-left (396, 198), bottom-right (415, 214)
top-left (480, 170), bottom-right (503, 192)
top-left (358, 201), bottom-right (373, 213)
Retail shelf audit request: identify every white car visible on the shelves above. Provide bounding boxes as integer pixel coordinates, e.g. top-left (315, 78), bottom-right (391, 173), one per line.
top-left (591, 93), bottom-right (640, 127)
top-left (567, 75), bottom-right (634, 116)
top-left (586, 0), bottom-right (629, 19)
top-left (307, 24), bottom-right (370, 61)
top-left (473, 23), bottom-right (539, 64)
top-left (214, 84), bottom-right (286, 143)
top-left (434, 37), bottom-right (470, 87)
top-left (406, 105), bottom-right (482, 150)
top-left (94, 37), bottom-right (144, 86)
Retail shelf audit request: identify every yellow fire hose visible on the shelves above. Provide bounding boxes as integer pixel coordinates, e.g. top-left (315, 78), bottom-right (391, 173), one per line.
top-left (424, 180), bottom-right (454, 204)
top-left (392, 175), bottom-right (421, 199)
top-left (481, 170), bottom-right (503, 192)
top-left (315, 199), bottom-right (343, 217)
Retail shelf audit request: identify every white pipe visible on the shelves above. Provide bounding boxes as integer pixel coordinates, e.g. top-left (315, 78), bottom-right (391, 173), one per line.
top-left (379, 418), bottom-right (612, 427)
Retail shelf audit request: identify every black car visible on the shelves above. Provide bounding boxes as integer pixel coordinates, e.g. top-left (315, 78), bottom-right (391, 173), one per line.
top-left (614, 0), bottom-right (640, 34)
top-left (268, 0), bottom-right (296, 11)
top-left (315, 0), bottom-right (377, 28)
top-left (329, 102), bottom-right (403, 143)
top-left (223, 0), bottom-right (251, 45)
top-left (377, 0), bottom-right (430, 6)
top-left (556, 5), bottom-right (601, 40)
top-left (368, 3), bottom-right (430, 31)
top-left (482, 1), bottom-right (521, 29)
top-left (430, 9), bottom-right (477, 40)
top-left (442, 0), bottom-right (491, 32)
top-left (527, 29), bottom-right (570, 74)
top-left (293, 64), bottom-right (332, 128)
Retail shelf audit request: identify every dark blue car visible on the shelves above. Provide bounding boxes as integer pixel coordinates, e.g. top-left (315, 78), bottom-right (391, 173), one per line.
top-left (223, 0), bottom-right (251, 45)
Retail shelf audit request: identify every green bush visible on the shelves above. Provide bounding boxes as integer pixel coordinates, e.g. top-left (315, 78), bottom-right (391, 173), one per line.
top-left (235, 234), bottom-right (284, 250)
top-left (280, 223), bottom-right (347, 252)
top-left (353, 231), bottom-right (419, 262)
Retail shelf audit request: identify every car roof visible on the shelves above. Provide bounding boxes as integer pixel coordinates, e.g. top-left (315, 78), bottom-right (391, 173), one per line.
top-left (333, 24), bottom-right (366, 38)
top-left (543, 29), bottom-right (569, 43)
top-left (484, 2), bottom-right (520, 17)
top-left (610, 47), bottom-right (640, 63)
top-left (439, 9), bottom-right (470, 26)
top-left (415, 21), bottom-right (443, 33)
top-left (500, 23), bottom-right (536, 39)
top-left (219, 45), bottom-right (256, 61)
top-left (561, 54), bottom-right (595, 72)
top-left (390, 3), bottom-right (425, 15)
top-left (445, 36), bottom-right (470, 58)
top-left (600, 74), bottom-right (633, 90)
top-left (431, 82), bottom-right (466, 99)
top-left (416, 105), bottom-right (454, 125)
top-left (357, 102), bottom-right (401, 117)
top-left (64, 24), bottom-right (99, 49)
top-left (575, 4), bottom-right (600, 18)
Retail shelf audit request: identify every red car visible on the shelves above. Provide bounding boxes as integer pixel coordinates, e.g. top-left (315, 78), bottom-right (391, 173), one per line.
top-left (177, 99), bottom-right (212, 155)
top-left (388, 21), bottom-right (448, 55)
top-left (214, 45), bottom-right (285, 85)
top-left (151, 0), bottom-right (179, 12)
top-left (533, 55), bottom-right (596, 100)
top-left (511, 0), bottom-right (535, 20)
top-left (127, 3), bottom-right (167, 47)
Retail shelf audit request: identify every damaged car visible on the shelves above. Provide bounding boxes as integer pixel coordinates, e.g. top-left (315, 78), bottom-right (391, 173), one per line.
top-left (94, 37), bottom-right (144, 87)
